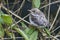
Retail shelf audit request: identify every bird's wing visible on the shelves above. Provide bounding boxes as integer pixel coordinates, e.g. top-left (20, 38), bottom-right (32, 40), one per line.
top-left (30, 15), bottom-right (44, 26)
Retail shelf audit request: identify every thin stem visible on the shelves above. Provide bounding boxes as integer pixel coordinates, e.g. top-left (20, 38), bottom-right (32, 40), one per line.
top-left (40, 1), bottom-right (60, 9)
top-left (48, 0), bottom-right (51, 22)
top-left (1, 5), bottom-right (31, 25)
top-left (49, 6), bottom-right (60, 31)
top-left (11, 14), bottom-right (30, 27)
top-left (51, 26), bottom-right (60, 33)
top-left (14, 0), bottom-right (25, 19)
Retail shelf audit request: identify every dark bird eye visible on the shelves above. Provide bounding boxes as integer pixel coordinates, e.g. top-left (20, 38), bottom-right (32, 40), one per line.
top-left (32, 10), bottom-right (35, 12)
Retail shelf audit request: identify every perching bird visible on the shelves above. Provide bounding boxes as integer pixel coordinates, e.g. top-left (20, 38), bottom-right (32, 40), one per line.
top-left (28, 8), bottom-right (50, 28)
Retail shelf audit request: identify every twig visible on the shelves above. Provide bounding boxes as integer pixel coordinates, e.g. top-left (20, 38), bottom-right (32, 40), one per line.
top-left (11, 1), bottom-right (60, 27)
top-left (3, 1), bottom-right (20, 5)
top-left (11, 0), bottom-right (18, 10)
top-left (6, 0), bottom-right (9, 9)
top-left (55, 35), bottom-right (60, 38)
top-left (49, 6), bottom-right (60, 31)
top-left (1, 5), bottom-right (31, 25)
top-left (46, 35), bottom-right (59, 40)
top-left (14, 0), bottom-right (25, 13)
top-left (40, 1), bottom-right (60, 9)
top-left (51, 35), bottom-right (59, 40)
top-left (14, 0), bottom-right (25, 19)
top-left (51, 26), bottom-right (60, 33)
top-left (11, 14), bottom-right (30, 27)
top-left (0, 37), bottom-right (23, 40)
top-left (48, 0), bottom-right (51, 22)
top-left (1, 1), bottom-right (60, 29)
top-left (9, 1), bottom-right (60, 28)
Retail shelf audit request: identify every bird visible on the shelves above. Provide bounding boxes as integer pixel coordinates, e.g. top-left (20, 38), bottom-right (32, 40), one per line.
top-left (28, 8), bottom-right (50, 28)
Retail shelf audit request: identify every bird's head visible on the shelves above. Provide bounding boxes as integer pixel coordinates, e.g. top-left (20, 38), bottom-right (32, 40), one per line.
top-left (28, 8), bottom-right (40, 16)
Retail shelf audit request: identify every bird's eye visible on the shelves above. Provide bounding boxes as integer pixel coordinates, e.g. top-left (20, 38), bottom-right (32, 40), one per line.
top-left (32, 10), bottom-right (35, 12)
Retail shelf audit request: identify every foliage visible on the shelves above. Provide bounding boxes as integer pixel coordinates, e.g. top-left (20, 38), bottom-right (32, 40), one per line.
top-left (14, 22), bottom-right (38, 40)
top-left (44, 28), bottom-right (51, 36)
top-left (0, 10), bottom-right (14, 39)
top-left (32, 0), bottom-right (40, 8)
top-left (0, 24), bottom-right (4, 38)
top-left (0, 10), bottom-right (38, 40)
top-left (1, 0), bottom-right (59, 40)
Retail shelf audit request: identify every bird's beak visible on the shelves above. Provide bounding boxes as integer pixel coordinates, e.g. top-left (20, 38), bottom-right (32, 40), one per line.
top-left (28, 10), bottom-right (32, 12)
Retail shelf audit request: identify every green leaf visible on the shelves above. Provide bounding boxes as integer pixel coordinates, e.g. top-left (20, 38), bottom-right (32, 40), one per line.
top-left (0, 10), bottom-right (4, 16)
top-left (21, 22), bottom-right (35, 35)
top-left (0, 11), bottom-right (4, 23)
top-left (14, 28), bottom-right (38, 40)
top-left (0, 17), bottom-right (3, 24)
top-left (30, 31), bottom-right (38, 40)
top-left (14, 22), bottom-right (38, 40)
top-left (44, 28), bottom-right (51, 36)
top-left (21, 22), bottom-right (28, 28)
top-left (0, 24), bottom-right (4, 38)
top-left (21, 22), bottom-right (31, 35)
top-left (32, 0), bottom-right (40, 8)
top-left (14, 28), bottom-right (29, 40)
top-left (24, 28), bottom-right (30, 35)
top-left (27, 28), bottom-right (35, 35)
top-left (24, 28), bottom-right (35, 36)
top-left (1, 14), bottom-right (13, 25)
